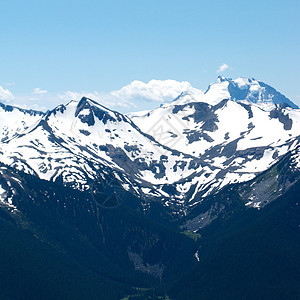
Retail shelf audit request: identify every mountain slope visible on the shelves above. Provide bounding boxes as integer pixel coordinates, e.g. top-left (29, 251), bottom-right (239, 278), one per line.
top-left (0, 164), bottom-right (197, 299)
top-left (0, 97), bottom-right (202, 203)
top-left (0, 214), bottom-right (131, 300)
top-left (0, 143), bottom-right (299, 299)
top-left (169, 179), bottom-right (300, 299)
top-left (181, 145), bottom-right (300, 233)
top-left (0, 102), bottom-right (44, 142)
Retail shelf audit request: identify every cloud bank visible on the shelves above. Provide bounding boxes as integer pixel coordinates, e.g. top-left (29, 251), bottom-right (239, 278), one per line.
top-left (59, 79), bottom-right (199, 109)
top-left (0, 79), bottom-right (201, 113)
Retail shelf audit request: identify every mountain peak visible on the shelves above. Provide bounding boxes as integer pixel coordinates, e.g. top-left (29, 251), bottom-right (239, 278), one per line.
top-left (167, 77), bottom-right (298, 111)
top-left (216, 75), bottom-right (230, 83)
top-left (73, 96), bottom-right (129, 126)
top-left (77, 96), bottom-right (99, 106)
top-left (216, 76), bottom-right (257, 84)
top-left (200, 77), bottom-right (298, 110)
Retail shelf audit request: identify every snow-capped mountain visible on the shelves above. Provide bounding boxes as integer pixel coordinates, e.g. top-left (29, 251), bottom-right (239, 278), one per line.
top-left (0, 77), bottom-right (299, 213)
top-left (0, 77), bottom-right (299, 300)
top-left (131, 78), bottom-right (300, 156)
top-left (0, 97), bottom-right (204, 206)
top-left (131, 77), bottom-right (300, 205)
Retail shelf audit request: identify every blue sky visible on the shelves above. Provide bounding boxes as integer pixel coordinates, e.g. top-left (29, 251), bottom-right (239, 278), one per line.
top-left (0, 0), bottom-right (299, 112)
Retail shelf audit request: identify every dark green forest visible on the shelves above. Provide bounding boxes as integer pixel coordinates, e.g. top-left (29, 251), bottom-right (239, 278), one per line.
top-left (0, 164), bottom-right (299, 299)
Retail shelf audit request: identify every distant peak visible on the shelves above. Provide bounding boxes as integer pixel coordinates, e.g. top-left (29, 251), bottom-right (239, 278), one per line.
top-left (216, 76), bottom-right (230, 82)
top-left (208, 77), bottom-right (298, 109)
top-left (0, 101), bottom-right (44, 116)
top-left (173, 77), bottom-right (298, 110)
top-left (72, 96), bottom-right (130, 126)
top-left (215, 76), bottom-right (257, 85)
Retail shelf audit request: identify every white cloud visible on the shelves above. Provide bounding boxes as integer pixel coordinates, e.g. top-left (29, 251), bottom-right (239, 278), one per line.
top-left (9, 94), bottom-right (48, 111)
top-left (217, 63), bottom-right (230, 73)
top-left (109, 79), bottom-right (196, 102)
top-left (58, 79), bottom-right (200, 109)
top-left (33, 88), bottom-right (48, 95)
top-left (3, 79), bottom-right (200, 113)
top-left (0, 86), bottom-right (14, 102)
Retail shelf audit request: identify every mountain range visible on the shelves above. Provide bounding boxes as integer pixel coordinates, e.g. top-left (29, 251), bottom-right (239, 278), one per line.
top-left (0, 77), bottom-right (299, 299)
